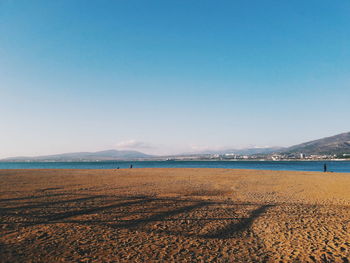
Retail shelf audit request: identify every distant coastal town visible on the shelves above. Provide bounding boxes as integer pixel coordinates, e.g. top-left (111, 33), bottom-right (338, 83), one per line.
top-left (164, 152), bottom-right (350, 162)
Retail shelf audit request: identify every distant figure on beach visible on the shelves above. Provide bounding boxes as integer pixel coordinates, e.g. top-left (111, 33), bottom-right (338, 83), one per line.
top-left (323, 163), bottom-right (327, 172)
top-left (117, 167), bottom-right (119, 169)
top-left (130, 164), bottom-right (133, 169)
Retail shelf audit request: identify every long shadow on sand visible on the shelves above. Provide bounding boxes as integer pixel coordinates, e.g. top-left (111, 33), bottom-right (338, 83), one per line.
top-left (202, 204), bottom-right (274, 239)
top-left (112, 201), bottom-right (210, 229)
top-left (43, 198), bottom-right (155, 221)
top-left (0, 193), bottom-right (275, 240)
top-left (0, 193), bottom-right (71, 203)
top-left (0, 195), bottom-right (107, 212)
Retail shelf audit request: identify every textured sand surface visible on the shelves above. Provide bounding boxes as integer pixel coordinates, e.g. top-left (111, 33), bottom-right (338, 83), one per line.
top-left (0, 168), bottom-right (349, 262)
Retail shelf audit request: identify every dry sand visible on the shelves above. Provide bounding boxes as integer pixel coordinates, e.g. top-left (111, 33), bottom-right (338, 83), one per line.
top-left (0, 168), bottom-right (349, 262)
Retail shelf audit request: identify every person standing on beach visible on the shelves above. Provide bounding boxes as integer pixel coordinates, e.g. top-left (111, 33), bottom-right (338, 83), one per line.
top-left (130, 164), bottom-right (133, 169)
top-left (323, 163), bottom-right (327, 172)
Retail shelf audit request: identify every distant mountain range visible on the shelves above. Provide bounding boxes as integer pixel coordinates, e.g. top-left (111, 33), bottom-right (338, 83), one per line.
top-left (1, 150), bottom-right (153, 162)
top-left (180, 132), bottom-right (350, 156)
top-left (282, 131), bottom-right (350, 155)
top-left (2, 132), bottom-right (349, 161)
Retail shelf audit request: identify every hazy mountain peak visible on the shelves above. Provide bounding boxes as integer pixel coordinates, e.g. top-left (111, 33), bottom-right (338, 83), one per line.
top-left (1, 149), bottom-right (153, 161)
top-left (283, 132), bottom-right (350, 155)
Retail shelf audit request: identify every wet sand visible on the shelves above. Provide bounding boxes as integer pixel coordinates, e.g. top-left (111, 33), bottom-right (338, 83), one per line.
top-left (1, 168), bottom-right (350, 262)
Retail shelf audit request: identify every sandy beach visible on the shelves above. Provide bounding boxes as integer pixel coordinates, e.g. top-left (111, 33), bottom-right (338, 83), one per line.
top-left (1, 168), bottom-right (349, 262)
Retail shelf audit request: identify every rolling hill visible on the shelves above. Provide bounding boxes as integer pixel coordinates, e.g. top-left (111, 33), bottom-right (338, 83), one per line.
top-left (1, 150), bottom-right (153, 162)
top-left (283, 132), bottom-right (350, 155)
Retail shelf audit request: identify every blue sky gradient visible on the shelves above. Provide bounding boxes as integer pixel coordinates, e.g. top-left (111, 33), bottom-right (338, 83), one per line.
top-left (1, 0), bottom-right (349, 157)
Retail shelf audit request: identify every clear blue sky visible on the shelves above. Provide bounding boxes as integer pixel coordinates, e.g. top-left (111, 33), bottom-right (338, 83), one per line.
top-left (1, 0), bottom-right (349, 157)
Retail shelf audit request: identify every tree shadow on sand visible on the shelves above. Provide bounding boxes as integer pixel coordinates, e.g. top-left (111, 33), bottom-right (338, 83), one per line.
top-left (0, 193), bottom-right (275, 240)
top-left (201, 204), bottom-right (274, 239)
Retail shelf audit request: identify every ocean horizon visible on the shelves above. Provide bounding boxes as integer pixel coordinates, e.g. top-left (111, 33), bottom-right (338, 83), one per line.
top-left (1, 160), bottom-right (350, 173)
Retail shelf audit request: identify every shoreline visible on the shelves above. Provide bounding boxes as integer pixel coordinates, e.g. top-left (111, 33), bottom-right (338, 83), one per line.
top-left (1, 159), bottom-right (350, 162)
top-left (0, 167), bottom-right (349, 173)
top-left (1, 160), bottom-right (350, 173)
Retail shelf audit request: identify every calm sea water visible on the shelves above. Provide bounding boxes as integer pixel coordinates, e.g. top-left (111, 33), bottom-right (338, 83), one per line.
top-left (0, 161), bottom-right (350, 173)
